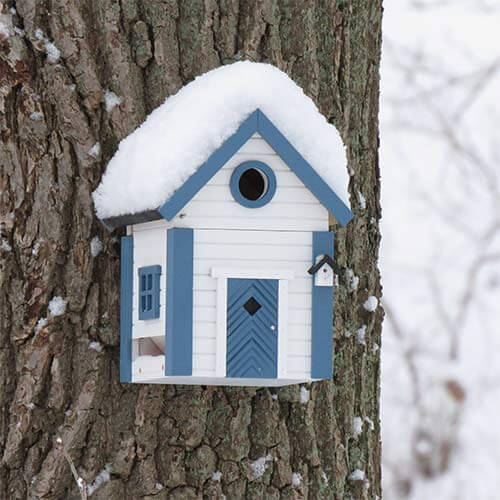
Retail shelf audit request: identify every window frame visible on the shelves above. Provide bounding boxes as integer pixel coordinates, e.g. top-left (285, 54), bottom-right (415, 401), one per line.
top-left (230, 161), bottom-right (277, 208)
top-left (138, 265), bottom-right (162, 320)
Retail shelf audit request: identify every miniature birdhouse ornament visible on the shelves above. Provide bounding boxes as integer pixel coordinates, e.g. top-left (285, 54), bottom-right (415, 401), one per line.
top-left (93, 61), bottom-right (353, 387)
top-left (308, 255), bottom-right (336, 287)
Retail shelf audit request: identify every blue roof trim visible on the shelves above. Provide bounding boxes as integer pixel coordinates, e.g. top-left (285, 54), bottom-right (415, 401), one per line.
top-left (311, 231), bottom-right (335, 379)
top-left (159, 110), bottom-right (259, 221)
top-left (256, 111), bottom-right (353, 227)
top-left (120, 235), bottom-right (133, 383)
top-left (157, 108), bottom-right (353, 226)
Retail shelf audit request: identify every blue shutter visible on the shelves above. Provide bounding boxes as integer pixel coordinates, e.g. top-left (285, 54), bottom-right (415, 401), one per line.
top-left (120, 236), bottom-right (133, 382)
top-left (311, 232), bottom-right (334, 379)
top-left (138, 265), bottom-right (161, 320)
top-left (165, 228), bottom-right (193, 376)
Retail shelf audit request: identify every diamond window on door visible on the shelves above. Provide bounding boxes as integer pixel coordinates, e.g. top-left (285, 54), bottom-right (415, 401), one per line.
top-left (243, 296), bottom-right (261, 316)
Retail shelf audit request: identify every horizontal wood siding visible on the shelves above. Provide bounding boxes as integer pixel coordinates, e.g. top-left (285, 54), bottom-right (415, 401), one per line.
top-left (173, 133), bottom-right (329, 232)
top-left (192, 229), bottom-right (313, 378)
top-left (131, 225), bottom-right (167, 340)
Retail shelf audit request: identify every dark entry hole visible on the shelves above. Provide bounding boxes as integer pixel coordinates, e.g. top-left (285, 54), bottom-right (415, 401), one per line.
top-left (239, 168), bottom-right (266, 201)
top-left (243, 297), bottom-right (261, 316)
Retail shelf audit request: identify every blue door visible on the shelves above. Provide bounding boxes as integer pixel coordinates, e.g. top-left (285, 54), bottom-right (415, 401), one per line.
top-left (226, 278), bottom-right (278, 378)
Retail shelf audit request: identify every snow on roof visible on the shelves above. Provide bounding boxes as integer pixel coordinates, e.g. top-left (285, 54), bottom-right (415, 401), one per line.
top-left (93, 61), bottom-right (350, 220)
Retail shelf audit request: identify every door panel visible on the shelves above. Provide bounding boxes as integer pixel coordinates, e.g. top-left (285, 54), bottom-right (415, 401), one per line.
top-left (226, 278), bottom-right (278, 378)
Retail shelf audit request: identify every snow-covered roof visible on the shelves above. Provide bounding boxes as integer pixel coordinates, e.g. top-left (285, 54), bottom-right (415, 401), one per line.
top-left (93, 61), bottom-right (350, 221)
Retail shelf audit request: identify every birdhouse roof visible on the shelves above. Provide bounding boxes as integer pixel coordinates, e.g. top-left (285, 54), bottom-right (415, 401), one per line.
top-left (93, 61), bottom-right (353, 227)
top-left (308, 254), bottom-right (336, 275)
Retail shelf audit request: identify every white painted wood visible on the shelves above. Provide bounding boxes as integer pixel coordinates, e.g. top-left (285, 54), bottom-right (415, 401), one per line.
top-left (234, 133), bottom-right (276, 155)
top-left (278, 280), bottom-right (288, 378)
top-left (132, 219), bottom-right (170, 232)
top-left (215, 277), bottom-right (227, 377)
top-left (194, 353), bottom-right (216, 371)
top-left (192, 185), bottom-right (321, 204)
top-left (195, 259), bottom-right (310, 276)
top-left (133, 376), bottom-right (312, 387)
top-left (133, 355), bottom-right (164, 381)
top-left (196, 229), bottom-right (313, 246)
top-left (211, 268), bottom-right (295, 280)
top-left (185, 200), bottom-right (327, 220)
top-left (132, 225), bottom-right (167, 340)
top-left (128, 132), bottom-right (323, 383)
top-left (191, 228), bottom-right (313, 379)
top-left (288, 339), bottom-right (311, 356)
top-left (287, 355), bottom-right (311, 373)
top-left (194, 337), bottom-right (216, 354)
top-left (173, 134), bottom-right (329, 233)
top-left (200, 243), bottom-right (309, 262)
top-left (314, 263), bottom-right (334, 286)
top-left (175, 217), bottom-right (326, 232)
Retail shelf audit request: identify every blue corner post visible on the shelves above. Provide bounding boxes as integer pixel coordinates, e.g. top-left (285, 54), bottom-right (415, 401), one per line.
top-left (120, 235), bottom-right (133, 382)
top-left (311, 232), bottom-right (335, 379)
top-left (166, 228), bottom-right (194, 376)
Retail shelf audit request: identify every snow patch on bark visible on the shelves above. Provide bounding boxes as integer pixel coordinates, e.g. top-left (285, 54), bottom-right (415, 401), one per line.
top-left (348, 469), bottom-right (365, 481)
top-left (249, 455), bottom-right (273, 478)
top-left (363, 296), bottom-right (378, 312)
top-left (300, 386), bottom-right (310, 404)
top-left (90, 236), bottom-right (103, 257)
top-left (104, 91), bottom-right (121, 112)
top-left (292, 472), bottom-right (302, 487)
top-left (48, 296), bottom-right (67, 316)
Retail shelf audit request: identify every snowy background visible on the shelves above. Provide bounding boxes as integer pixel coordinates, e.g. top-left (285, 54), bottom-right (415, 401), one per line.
top-left (380, 1), bottom-right (500, 498)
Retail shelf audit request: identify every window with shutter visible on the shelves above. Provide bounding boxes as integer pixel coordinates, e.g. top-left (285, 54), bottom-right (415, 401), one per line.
top-left (138, 265), bottom-right (161, 320)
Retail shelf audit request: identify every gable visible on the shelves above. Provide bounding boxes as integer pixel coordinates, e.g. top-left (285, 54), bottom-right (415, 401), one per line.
top-left (101, 109), bottom-right (353, 230)
top-left (172, 132), bottom-right (330, 232)
top-left (158, 110), bottom-right (353, 227)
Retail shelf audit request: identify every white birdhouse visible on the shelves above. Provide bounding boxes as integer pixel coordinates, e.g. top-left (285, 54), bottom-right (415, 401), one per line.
top-left (93, 62), bottom-right (353, 387)
top-left (308, 255), bottom-right (336, 287)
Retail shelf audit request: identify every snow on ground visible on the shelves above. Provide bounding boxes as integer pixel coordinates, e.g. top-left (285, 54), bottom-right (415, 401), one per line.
top-left (93, 61), bottom-right (350, 219)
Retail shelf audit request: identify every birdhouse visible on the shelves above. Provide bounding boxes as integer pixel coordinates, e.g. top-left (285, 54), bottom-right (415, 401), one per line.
top-left (93, 62), bottom-right (353, 386)
top-left (308, 255), bottom-right (336, 287)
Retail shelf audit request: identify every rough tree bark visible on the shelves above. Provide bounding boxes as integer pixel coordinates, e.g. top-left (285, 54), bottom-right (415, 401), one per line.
top-left (0, 1), bottom-right (383, 498)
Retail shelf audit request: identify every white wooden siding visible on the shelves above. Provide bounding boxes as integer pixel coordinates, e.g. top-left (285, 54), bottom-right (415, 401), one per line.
top-left (192, 229), bottom-right (313, 379)
top-left (129, 132), bottom-right (324, 382)
top-left (173, 133), bottom-right (329, 232)
top-left (131, 225), bottom-right (167, 340)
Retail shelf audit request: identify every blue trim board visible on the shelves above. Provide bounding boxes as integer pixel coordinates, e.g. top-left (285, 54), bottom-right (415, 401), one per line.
top-left (311, 231), bottom-right (335, 379)
top-left (158, 108), bottom-right (353, 226)
top-left (256, 111), bottom-right (353, 226)
top-left (230, 161), bottom-right (277, 208)
top-left (120, 235), bottom-right (133, 383)
top-left (159, 110), bottom-right (258, 221)
top-left (166, 228), bottom-right (194, 376)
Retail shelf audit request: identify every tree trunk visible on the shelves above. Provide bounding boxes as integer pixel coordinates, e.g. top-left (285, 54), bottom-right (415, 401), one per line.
top-left (0, 1), bottom-right (383, 498)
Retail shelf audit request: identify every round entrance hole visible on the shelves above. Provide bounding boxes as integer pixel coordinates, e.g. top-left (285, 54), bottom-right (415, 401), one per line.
top-left (230, 161), bottom-right (277, 208)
